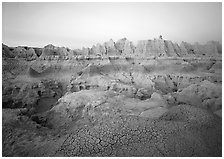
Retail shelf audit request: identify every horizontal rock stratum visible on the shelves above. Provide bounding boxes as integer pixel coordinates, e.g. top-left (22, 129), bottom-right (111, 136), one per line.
top-left (2, 37), bottom-right (222, 157)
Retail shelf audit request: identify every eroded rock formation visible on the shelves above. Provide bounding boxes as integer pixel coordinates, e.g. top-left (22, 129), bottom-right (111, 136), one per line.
top-left (2, 37), bottom-right (222, 157)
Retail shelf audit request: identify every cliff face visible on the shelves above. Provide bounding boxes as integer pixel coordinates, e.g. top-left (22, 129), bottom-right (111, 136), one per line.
top-left (193, 41), bottom-right (221, 56)
top-left (89, 37), bottom-right (221, 58)
top-left (2, 44), bottom-right (38, 60)
top-left (2, 37), bottom-right (221, 60)
top-left (134, 39), bottom-right (180, 57)
top-left (40, 44), bottom-right (74, 58)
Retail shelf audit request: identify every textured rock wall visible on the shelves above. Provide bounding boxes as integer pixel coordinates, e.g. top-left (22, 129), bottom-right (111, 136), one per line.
top-left (2, 37), bottom-right (221, 60)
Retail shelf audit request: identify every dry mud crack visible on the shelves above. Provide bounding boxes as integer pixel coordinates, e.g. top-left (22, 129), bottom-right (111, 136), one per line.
top-left (2, 37), bottom-right (222, 156)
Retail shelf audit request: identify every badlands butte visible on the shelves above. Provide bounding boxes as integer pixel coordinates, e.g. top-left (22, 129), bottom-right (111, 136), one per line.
top-left (2, 37), bottom-right (222, 156)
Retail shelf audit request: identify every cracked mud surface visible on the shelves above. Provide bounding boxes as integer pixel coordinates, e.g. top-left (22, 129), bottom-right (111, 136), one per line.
top-left (2, 38), bottom-right (222, 157)
top-left (57, 105), bottom-right (221, 157)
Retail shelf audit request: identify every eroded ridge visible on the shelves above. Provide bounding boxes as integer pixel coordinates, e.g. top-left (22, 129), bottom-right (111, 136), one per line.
top-left (2, 37), bottom-right (222, 157)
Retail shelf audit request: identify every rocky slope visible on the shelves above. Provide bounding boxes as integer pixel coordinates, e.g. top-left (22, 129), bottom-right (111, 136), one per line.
top-left (2, 37), bottom-right (222, 156)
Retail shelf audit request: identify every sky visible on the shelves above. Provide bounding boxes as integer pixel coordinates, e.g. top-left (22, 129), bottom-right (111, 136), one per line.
top-left (2, 2), bottom-right (222, 49)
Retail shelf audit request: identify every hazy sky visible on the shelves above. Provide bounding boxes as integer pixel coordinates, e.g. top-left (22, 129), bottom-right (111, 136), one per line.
top-left (2, 2), bottom-right (222, 49)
